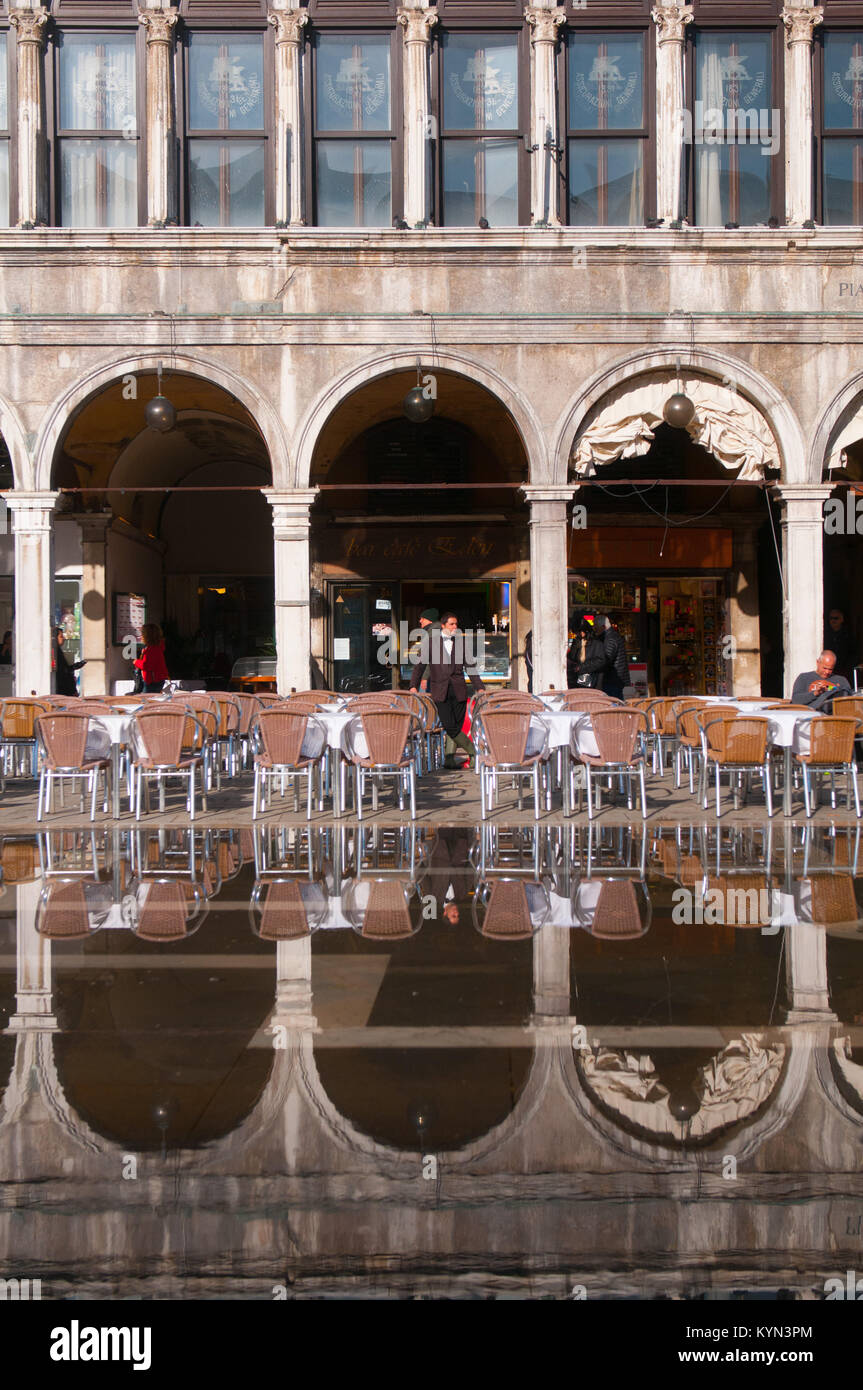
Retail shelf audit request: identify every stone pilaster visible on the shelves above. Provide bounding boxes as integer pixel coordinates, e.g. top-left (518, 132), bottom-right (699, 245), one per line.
top-left (525, 5), bottom-right (565, 227)
top-left (776, 484), bottom-right (831, 698)
top-left (138, 4), bottom-right (179, 227)
top-left (398, 4), bottom-right (438, 228)
top-left (74, 512), bottom-right (112, 696)
top-left (6, 882), bottom-right (58, 1034)
top-left (265, 489), bottom-right (318, 694)
top-left (7, 491), bottom-right (58, 696)
top-left (785, 921), bottom-right (836, 1023)
top-left (652, 2), bottom-right (693, 223)
top-left (9, 7), bottom-right (49, 228)
top-left (523, 485), bottom-right (573, 694)
top-left (269, 4), bottom-right (309, 227)
top-left (782, 6), bottom-right (823, 226)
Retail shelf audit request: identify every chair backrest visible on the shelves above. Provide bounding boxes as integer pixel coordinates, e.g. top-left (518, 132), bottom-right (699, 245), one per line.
top-left (483, 692), bottom-right (546, 714)
top-left (356, 710), bottom-right (414, 766)
top-left (131, 707), bottom-right (189, 767)
top-left (396, 689), bottom-right (429, 729)
top-left (1, 837), bottom-right (39, 883)
top-left (134, 882), bottom-right (193, 941)
top-left (256, 692), bottom-right (282, 707)
top-left (831, 695), bottom-right (863, 720)
top-left (556, 693), bottom-right (618, 715)
top-left (231, 692), bottom-right (263, 735)
top-left (36, 881), bottom-right (93, 939)
top-left (358, 880), bottom-right (417, 940)
top-left (0, 698), bottom-right (49, 739)
top-left (414, 690), bottom-right (439, 730)
top-left (695, 706), bottom-right (738, 732)
top-left (589, 880), bottom-right (647, 940)
top-left (478, 880), bottom-right (536, 940)
top-left (346, 692), bottom-right (408, 711)
top-left (210, 693), bottom-right (241, 736)
top-left (764, 703), bottom-right (811, 711)
top-left (255, 708), bottom-right (315, 767)
top-left (479, 708), bottom-right (532, 765)
top-left (590, 708), bottom-right (647, 765)
top-left (254, 880), bottom-right (313, 940)
top-left (806, 716), bottom-right (859, 766)
top-left (703, 874), bottom-right (773, 928)
top-left (805, 874), bottom-right (859, 925)
top-left (677, 702), bottom-right (712, 742)
top-left (702, 715), bottom-right (768, 763)
top-left (36, 713), bottom-right (90, 769)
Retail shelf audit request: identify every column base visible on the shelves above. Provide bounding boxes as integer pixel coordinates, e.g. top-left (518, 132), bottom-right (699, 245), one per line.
top-left (6, 1014), bottom-right (59, 1033)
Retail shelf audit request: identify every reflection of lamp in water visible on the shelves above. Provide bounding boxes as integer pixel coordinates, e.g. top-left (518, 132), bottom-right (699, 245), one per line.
top-left (152, 1101), bottom-right (171, 1160)
top-left (668, 1086), bottom-right (700, 1122)
top-left (408, 1100), bottom-right (437, 1147)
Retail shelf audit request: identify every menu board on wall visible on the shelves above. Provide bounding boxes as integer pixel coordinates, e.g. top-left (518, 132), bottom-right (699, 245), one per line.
top-left (113, 592), bottom-right (147, 646)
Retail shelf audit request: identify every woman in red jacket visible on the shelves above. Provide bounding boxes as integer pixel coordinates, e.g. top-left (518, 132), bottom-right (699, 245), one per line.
top-left (133, 623), bottom-right (169, 693)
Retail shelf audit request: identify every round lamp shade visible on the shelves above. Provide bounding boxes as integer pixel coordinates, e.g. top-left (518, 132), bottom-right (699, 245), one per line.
top-left (403, 385), bottom-right (434, 423)
top-left (145, 394), bottom-right (177, 433)
top-left (662, 392), bottom-right (696, 430)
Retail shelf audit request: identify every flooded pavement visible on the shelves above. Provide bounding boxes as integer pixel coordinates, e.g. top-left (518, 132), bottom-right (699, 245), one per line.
top-left (1, 820), bottom-right (863, 1302)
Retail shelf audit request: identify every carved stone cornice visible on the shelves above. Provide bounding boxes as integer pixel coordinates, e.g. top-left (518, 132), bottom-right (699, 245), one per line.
top-left (397, 7), bottom-right (438, 44)
top-left (9, 8), bottom-right (49, 47)
top-left (525, 6), bottom-right (565, 46)
top-left (651, 2), bottom-right (693, 47)
top-left (781, 5), bottom-right (823, 46)
top-left (269, 9), bottom-right (309, 45)
top-left (138, 9), bottom-right (179, 45)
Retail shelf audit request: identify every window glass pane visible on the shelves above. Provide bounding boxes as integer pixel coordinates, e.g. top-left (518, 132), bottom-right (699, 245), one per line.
top-left (568, 33), bottom-right (644, 131)
top-left (316, 140), bottom-right (392, 226)
top-left (0, 35), bottom-right (7, 129)
top-left (568, 139), bottom-right (643, 225)
top-left (442, 34), bottom-right (519, 132)
top-left (188, 140), bottom-right (266, 225)
top-left (694, 142), bottom-right (770, 225)
top-left (0, 144), bottom-right (9, 228)
top-left (694, 33), bottom-right (771, 126)
top-left (189, 34), bottom-right (264, 131)
top-left (316, 34), bottom-right (391, 133)
top-left (824, 33), bottom-right (863, 130)
top-left (823, 138), bottom-right (863, 223)
top-left (60, 140), bottom-right (137, 226)
top-left (442, 138), bottom-right (519, 224)
top-left (59, 34), bottom-right (137, 131)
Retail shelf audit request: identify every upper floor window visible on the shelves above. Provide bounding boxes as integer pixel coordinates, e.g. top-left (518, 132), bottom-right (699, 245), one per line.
top-left (185, 31), bottom-right (267, 226)
top-left (690, 30), bottom-right (777, 226)
top-left (821, 31), bottom-right (863, 225)
top-left (56, 31), bottom-right (139, 227)
top-left (566, 31), bottom-right (647, 226)
top-left (313, 32), bottom-right (395, 227)
top-left (438, 31), bottom-right (522, 225)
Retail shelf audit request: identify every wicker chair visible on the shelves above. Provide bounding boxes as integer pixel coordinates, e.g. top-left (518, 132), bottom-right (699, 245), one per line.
top-left (797, 873), bottom-right (859, 926)
top-left (208, 692), bottom-right (242, 780)
top-left (35, 880), bottom-right (98, 939)
top-left (701, 874), bottom-right (778, 928)
top-left (793, 716), bottom-right (862, 817)
top-left (413, 689), bottom-right (444, 770)
top-left (673, 699), bottom-right (711, 793)
top-left (344, 876), bottom-right (421, 940)
top-left (130, 705), bottom-right (207, 820)
top-left (699, 715), bottom-right (774, 818)
top-left (230, 692), bottom-right (263, 769)
top-left (832, 695), bottom-right (863, 721)
top-left (475, 707), bottom-right (550, 821)
top-left (580, 878), bottom-right (651, 940)
top-left (251, 708), bottom-right (326, 820)
top-left (0, 697), bottom-right (50, 779)
top-left (134, 880), bottom-right (205, 942)
top-left (579, 708), bottom-right (649, 821)
top-left (472, 877), bottom-right (548, 940)
top-left (35, 712), bottom-right (111, 822)
top-left (344, 709), bottom-right (419, 820)
top-left (557, 690), bottom-right (623, 710)
top-left (249, 878), bottom-right (323, 940)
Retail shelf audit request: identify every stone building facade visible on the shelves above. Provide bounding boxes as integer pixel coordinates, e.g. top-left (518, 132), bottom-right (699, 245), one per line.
top-left (0, 0), bottom-right (859, 698)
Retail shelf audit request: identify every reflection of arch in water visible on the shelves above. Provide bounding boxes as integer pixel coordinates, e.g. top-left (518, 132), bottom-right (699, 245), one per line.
top-left (821, 1036), bottom-right (863, 1125)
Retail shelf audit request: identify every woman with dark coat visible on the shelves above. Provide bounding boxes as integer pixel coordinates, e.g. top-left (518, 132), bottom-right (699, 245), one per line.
top-left (52, 628), bottom-right (85, 697)
top-left (567, 614), bottom-right (607, 690)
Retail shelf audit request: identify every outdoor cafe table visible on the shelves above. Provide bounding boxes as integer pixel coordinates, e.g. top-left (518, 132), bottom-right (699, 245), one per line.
top-left (698, 698), bottom-right (821, 817)
top-left (535, 703), bottom-right (600, 817)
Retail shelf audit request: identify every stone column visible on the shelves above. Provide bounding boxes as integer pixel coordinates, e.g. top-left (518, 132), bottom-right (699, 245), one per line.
top-left (7, 881), bottom-right (58, 1033)
top-left (652, 3), bottom-right (692, 224)
top-left (138, 4), bottom-right (179, 228)
top-left (728, 524), bottom-right (761, 696)
top-left (266, 489), bottom-right (318, 694)
top-left (782, 6), bottom-right (823, 227)
top-left (7, 491), bottom-right (58, 696)
top-left (525, 4), bottom-right (565, 227)
top-left (531, 924), bottom-right (571, 1023)
top-left (785, 920), bottom-right (835, 1022)
top-left (269, 3), bottom-right (308, 227)
top-left (523, 486), bottom-right (572, 693)
top-left (75, 512), bottom-right (112, 697)
top-left (10, 7), bottom-right (49, 229)
top-left (398, 3), bottom-right (438, 228)
top-left (776, 485), bottom-right (830, 698)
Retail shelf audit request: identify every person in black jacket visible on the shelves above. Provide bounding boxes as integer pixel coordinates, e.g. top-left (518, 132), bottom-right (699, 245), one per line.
top-left (52, 628), bottom-right (86, 697)
top-left (599, 614), bottom-right (630, 699)
top-left (567, 614), bottom-right (607, 690)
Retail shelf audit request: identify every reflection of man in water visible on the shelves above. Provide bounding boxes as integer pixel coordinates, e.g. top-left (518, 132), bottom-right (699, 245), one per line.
top-left (419, 828), bottom-right (476, 924)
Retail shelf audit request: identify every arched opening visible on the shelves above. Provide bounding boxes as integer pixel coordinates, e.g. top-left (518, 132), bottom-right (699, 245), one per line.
top-left (822, 409), bottom-right (863, 687)
top-left (309, 369), bottom-right (530, 692)
top-left (51, 371), bottom-right (274, 692)
top-left (569, 371), bottom-right (782, 698)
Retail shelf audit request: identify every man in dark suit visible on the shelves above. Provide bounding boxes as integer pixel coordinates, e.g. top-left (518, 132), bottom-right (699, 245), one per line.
top-left (410, 610), bottom-right (485, 768)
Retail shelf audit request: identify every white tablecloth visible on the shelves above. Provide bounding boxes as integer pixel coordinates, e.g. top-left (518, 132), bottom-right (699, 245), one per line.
top-left (541, 710), bottom-right (600, 758)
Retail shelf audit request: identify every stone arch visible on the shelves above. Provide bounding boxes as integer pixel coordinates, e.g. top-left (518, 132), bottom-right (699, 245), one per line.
top-left (32, 352), bottom-right (292, 493)
top-left (0, 389), bottom-right (36, 491)
top-left (551, 349), bottom-right (804, 486)
top-left (810, 370), bottom-right (863, 483)
top-left (292, 350), bottom-right (549, 490)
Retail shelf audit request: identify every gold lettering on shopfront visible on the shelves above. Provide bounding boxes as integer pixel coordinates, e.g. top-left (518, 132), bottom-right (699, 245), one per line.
top-left (340, 533), bottom-right (498, 565)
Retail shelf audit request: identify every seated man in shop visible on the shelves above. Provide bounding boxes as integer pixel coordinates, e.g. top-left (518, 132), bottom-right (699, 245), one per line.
top-left (791, 649), bottom-right (852, 711)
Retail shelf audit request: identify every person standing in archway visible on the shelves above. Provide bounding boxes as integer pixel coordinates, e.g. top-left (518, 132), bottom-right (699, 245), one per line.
top-left (133, 623), bottom-right (169, 694)
top-left (410, 611), bottom-right (484, 768)
top-left (52, 628), bottom-right (85, 697)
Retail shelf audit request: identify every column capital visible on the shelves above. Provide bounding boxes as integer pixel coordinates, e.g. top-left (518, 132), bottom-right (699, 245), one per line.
top-left (525, 6), bottom-right (565, 46)
top-left (774, 483), bottom-right (832, 514)
top-left (9, 7), bottom-right (49, 45)
top-left (6, 490), bottom-right (58, 530)
top-left (781, 5), bottom-right (823, 46)
top-left (397, 6), bottom-right (438, 43)
top-left (269, 7), bottom-right (308, 45)
top-left (651, 2), bottom-right (693, 46)
top-left (522, 484), bottom-right (578, 505)
top-left (138, 7), bottom-right (179, 44)
top-left (70, 510), bottom-right (113, 541)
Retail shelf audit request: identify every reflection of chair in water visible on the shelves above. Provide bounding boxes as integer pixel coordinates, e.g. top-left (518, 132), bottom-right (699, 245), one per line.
top-left (133, 881), bottom-right (205, 943)
top-left (249, 879), bottom-right (325, 941)
top-left (577, 878), bottom-right (651, 940)
top-left (795, 874), bottom-right (861, 928)
top-left (1, 837), bottom-right (40, 884)
top-left (472, 878), bottom-right (549, 940)
top-left (344, 877), bottom-right (420, 940)
top-left (36, 880), bottom-right (99, 940)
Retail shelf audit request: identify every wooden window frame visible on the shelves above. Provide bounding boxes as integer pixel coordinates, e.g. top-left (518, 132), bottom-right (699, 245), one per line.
top-left (0, 25), bottom-right (17, 227)
top-left (815, 24), bottom-right (863, 225)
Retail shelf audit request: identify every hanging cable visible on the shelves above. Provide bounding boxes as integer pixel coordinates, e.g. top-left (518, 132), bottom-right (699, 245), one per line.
top-left (765, 485), bottom-right (788, 603)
